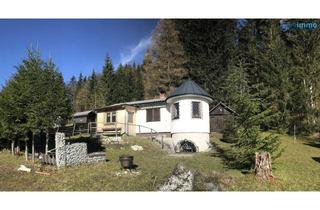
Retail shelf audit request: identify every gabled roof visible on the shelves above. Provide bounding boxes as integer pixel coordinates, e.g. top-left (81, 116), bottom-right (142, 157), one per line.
top-left (210, 102), bottom-right (236, 114)
top-left (166, 79), bottom-right (212, 101)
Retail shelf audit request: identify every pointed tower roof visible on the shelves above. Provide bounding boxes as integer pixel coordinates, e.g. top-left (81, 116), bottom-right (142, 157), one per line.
top-left (166, 79), bottom-right (212, 102)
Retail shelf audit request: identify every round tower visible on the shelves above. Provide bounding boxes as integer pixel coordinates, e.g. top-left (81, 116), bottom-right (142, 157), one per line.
top-left (166, 79), bottom-right (213, 152)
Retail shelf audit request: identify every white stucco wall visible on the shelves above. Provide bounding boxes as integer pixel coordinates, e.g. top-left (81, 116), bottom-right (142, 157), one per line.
top-left (135, 106), bottom-right (171, 133)
top-left (169, 97), bottom-right (210, 134)
top-left (166, 95), bottom-right (212, 152)
top-left (172, 133), bottom-right (210, 152)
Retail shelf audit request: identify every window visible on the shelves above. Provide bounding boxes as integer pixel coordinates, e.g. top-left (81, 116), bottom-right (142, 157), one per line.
top-left (192, 101), bottom-right (201, 118)
top-left (128, 112), bottom-right (134, 123)
top-left (146, 108), bottom-right (160, 122)
top-left (172, 103), bottom-right (180, 119)
top-left (106, 112), bottom-right (116, 123)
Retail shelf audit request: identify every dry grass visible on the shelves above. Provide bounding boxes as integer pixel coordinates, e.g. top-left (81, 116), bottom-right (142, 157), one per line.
top-left (211, 133), bottom-right (320, 191)
top-left (0, 133), bottom-right (319, 191)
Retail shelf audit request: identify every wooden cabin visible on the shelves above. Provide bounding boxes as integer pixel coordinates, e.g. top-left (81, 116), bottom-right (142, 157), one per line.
top-left (210, 102), bottom-right (235, 132)
top-left (72, 110), bottom-right (97, 135)
top-left (73, 110), bottom-right (97, 124)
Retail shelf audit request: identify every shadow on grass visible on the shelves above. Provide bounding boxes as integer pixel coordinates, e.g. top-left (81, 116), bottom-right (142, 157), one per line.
top-left (312, 157), bottom-right (320, 163)
top-left (304, 142), bottom-right (320, 149)
top-left (131, 164), bottom-right (139, 170)
top-left (119, 164), bottom-right (139, 171)
top-left (211, 141), bottom-right (245, 170)
top-left (304, 142), bottom-right (320, 148)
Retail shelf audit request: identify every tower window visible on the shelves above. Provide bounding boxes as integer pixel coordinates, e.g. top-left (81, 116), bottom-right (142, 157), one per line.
top-left (172, 102), bottom-right (180, 120)
top-left (192, 101), bottom-right (201, 118)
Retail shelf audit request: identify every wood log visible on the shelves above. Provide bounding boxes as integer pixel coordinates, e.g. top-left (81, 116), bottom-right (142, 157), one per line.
top-left (254, 152), bottom-right (274, 181)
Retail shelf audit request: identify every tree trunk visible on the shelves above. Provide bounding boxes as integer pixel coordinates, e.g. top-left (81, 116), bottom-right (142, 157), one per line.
top-left (32, 132), bottom-right (35, 162)
top-left (11, 140), bottom-right (15, 155)
top-left (254, 152), bottom-right (274, 181)
top-left (25, 141), bottom-right (28, 161)
top-left (17, 140), bottom-right (20, 154)
top-left (45, 131), bottom-right (49, 154)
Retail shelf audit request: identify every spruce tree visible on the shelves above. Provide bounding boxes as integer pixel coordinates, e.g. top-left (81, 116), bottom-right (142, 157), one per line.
top-left (0, 49), bottom-right (71, 157)
top-left (222, 60), bottom-right (282, 169)
top-left (87, 69), bottom-right (98, 109)
top-left (133, 64), bottom-right (144, 100)
top-left (174, 19), bottom-right (237, 104)
top-left (67, 75), bottom-right (78, 111)
top-left (98, 55), bottom-right (115, 106)
top-left (284, 20), bottom-right (320, 134)
top-left (113, 64), bottom-right (128, 103)
top-left (237, 20), bottom-right (292, 131)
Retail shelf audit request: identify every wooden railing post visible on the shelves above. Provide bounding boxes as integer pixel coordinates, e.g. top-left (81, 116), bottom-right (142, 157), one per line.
top-left (115, 122), bottom-right (118, 139)
top-left (72, 123), bottom-right (76, 136)
top-left (161, 136), bottom-right (164, 149)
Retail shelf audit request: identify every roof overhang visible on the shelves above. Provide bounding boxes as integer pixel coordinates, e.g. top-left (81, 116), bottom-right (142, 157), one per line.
top-left (73, 110), bottom-right (96, 118)
top-left (95, 104), bottom-right (126, 112)
top-left (166, 94), bottom-right (213, 104)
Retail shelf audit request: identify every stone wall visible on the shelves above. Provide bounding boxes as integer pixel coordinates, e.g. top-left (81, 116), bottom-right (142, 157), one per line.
top-left (55, 132), bottom-right (66, 168)
top-left (65, 141), bottom-right (88, 166)
top-left (55, 132), bottom-right (105, 168)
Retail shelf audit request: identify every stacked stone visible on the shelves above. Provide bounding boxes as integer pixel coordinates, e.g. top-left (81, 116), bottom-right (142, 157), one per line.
top-left (55, 132), bottom-right (105, 167)
top-left (65, 142), bottom-right (88, 166)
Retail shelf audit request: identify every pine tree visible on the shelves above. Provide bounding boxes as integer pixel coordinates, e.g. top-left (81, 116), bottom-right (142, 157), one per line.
top-left (87, 69), bottom-right (98, 109)
top-left (133, 64), bottom-right (144, 100)
top-left (284, 20), bottom-right (320, 134)
top-left (0, 49), bottom-right (71, 157)
top-left (143, 20), bottom-right (188, 98)
top-left (222, 60), bottom-right (282, 169)
top-left (97, 55), bottom-right (115, 106)
top-left (113, 64), bottom-right (129, 103)
top-left (237, 20), bottom-right (292, 131)
top-left (174, 19), bottom-right (237, 104)
top-left (75, 84), bottom-right (89, 112)
top-left (39, 59), bottom-right (72, 153)
top-left (67, 75), bottom-right (78, 111)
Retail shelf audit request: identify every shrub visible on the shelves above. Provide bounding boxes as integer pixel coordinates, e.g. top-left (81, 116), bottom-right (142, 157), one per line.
top-left (226, 126), bottom-right (283, 169)
top-left (221, 124), bottom-right (239, 144)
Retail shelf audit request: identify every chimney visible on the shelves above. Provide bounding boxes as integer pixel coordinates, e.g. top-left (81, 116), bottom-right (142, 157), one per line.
top-left (159, 89), bottom-right (166, 99)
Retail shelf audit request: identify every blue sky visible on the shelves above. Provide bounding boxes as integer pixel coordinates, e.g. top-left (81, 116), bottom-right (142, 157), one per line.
top-left (0, 19), bottom-right (158, 86)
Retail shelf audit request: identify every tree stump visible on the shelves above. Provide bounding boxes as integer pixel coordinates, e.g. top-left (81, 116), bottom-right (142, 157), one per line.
top-left (254, 152), bottom-right (274, 181)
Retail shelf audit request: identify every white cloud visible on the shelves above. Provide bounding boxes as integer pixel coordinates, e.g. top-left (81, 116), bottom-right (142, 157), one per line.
top-left (120, 36), bottom-right (151, 65)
